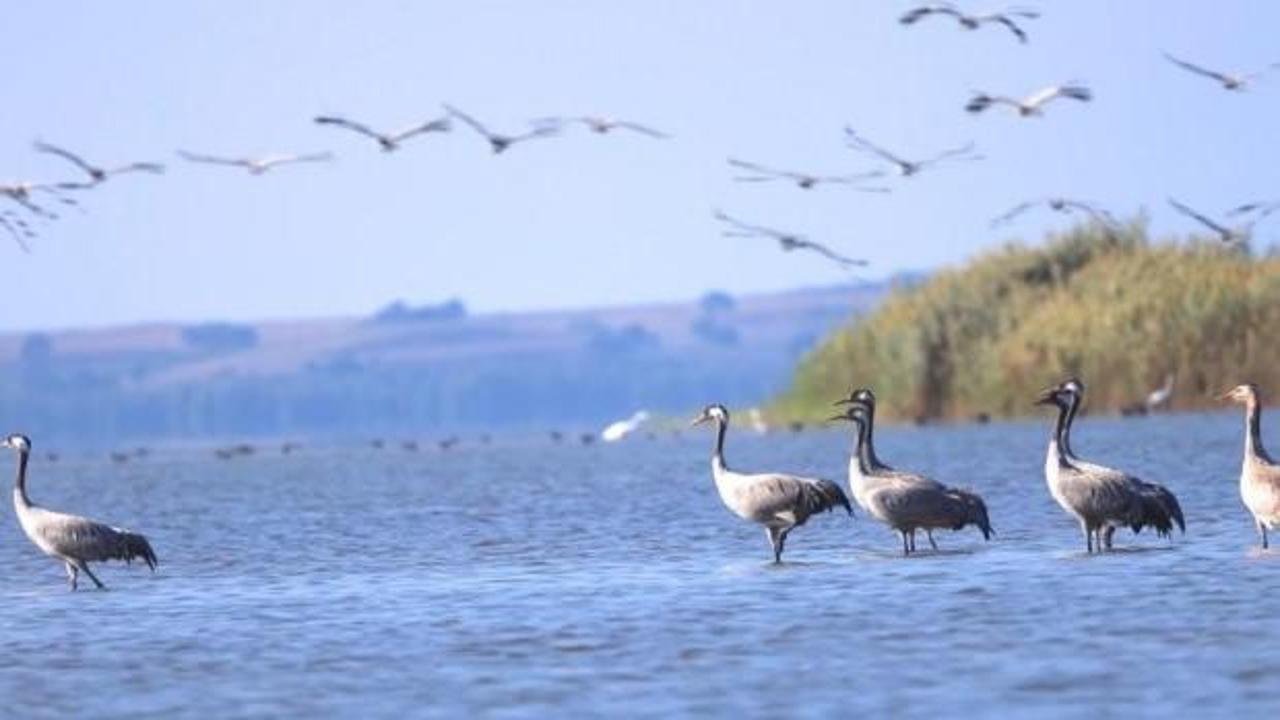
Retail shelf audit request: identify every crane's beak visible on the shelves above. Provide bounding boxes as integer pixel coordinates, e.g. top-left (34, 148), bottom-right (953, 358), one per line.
top-left (689, 415), bottom-right (710, 427)
top-left (832, 397), bottom-right (853, 407)
top-left (1216, 389), bottom-right (1236, 401)
top-left (1033, 387), bottom-right (1058, 406)
top-left (826, 412), bottom-right (851, 423)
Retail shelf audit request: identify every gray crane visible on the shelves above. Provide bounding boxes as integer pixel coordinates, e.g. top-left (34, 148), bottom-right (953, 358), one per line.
top-left (2, 434), bottom-right (157, 590)
top-left (831, 389), bottom-right (992, 554)
top-left (899, 4), bottom-right (1040, 43)
top-left (966, 83), bottom-right (1092, 116)
top-left (313, 113), bottom-right (451, 152)
top-left (1221, 384), bottom-right (1280, 548)
top-left (34, 141), bottom-right (165, 188)
top-left (1035, 378), bottom-right (1184, 553)
top-left (691, 404), bottom-right (851, 563)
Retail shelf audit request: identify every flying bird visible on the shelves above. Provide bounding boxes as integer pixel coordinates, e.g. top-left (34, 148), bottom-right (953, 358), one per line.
top-left (541, 115), bottom-right (670, 138)
top-left (313, 114), bottom-right (451, 152)
top-left (1228, 200), bottom-right (1280, 227)
top-left (178, 150), bottom-right (334, 174)
top-left (714, 209), bottom-right (868, 269)
top-left (0, 182), bottom-right (77, 220)
top-left (965, 84), bottom-right (1092, 116)
top-left (899, 4), bottom-right (1040, 43)
top-left (1163, 52), bottom-right (1280, 91)
top-left (843, 129), bottom-right (981, 177)
top-left (728, 157), bottom-right (887, 191)
top-left (991, 197), bottom-right (1118, 228)
top-left (445, 104), bottom-right (559, 154)
top-left (1168, 198), bottom-right (1251, 245)
top-left (34, 141), bottom-right (164, 188)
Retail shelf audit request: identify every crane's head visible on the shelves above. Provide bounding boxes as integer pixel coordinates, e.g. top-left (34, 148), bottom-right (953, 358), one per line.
top-left (690, 404), bottom-right (729, 427)
top-left (1219, 383), bottom-right (1260, 405)
top-left (827, 403), bottom-right (869, 427)
top-left (834, 387), bottom-right (876, 410)
top-left (1035, 377), bottom-right (1084, 408)
top-left (2, 434), bottom-right (31, 453)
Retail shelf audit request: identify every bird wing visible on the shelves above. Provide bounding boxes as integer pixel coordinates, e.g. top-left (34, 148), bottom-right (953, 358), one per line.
top-left (727, 158), bottom-right (793, 179)
top-left (313, 115), bottom-right (384, 141)
top-left (984, 14), bottom-right (1029, 42)
top-left (794, 239), bottom-right (869, 268)
top-left (736, 473), bottom-right (852, 521)
top-left (609, 120), bottom-right (670, 138)
top-left (843, 128), bottom-right (910, 167)
top-left (105, 162), bottom-right (166, 176)
top-left (33, 141), bottom-right (98, 176)
top-left (965, 93), bottom-right (1020, 113)
top-left (1168, 197), bottom-right (1231, 235)
top-left (1163, 52), bottom-right (1232, 84)
top-left (1024, 85), bottom-right (1085, 108)
top-left (713, 209), bottom-right (785, 238)
top-left (260, 152), bottom-right (335, 169)
top-left (990, 200), bottom-right (1039, 226)
top-left (387, 117), bottom-right (452, 143)
top-left (443, 104), bottom-right (495, 138)
top-left (918, 141), bottom-right (980, 168)
top-left (177, 150), bottom-right (249, 167)
top-left (505, 125), bottom-right (560, 144)
top-left (1060, 199), bottom-right (1119, 227)
top-left (899, 4), bottom-right (959, 24)
top-left (31, 508), bottom-right (158, 569)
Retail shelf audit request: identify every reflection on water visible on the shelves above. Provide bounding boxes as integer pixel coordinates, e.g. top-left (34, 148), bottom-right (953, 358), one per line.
top-left (0, 411), bottom-right (1278, 716)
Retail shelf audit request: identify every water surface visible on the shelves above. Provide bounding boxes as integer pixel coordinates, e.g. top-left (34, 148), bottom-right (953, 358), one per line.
top-left (1, 411), bottom-right (1277, 718)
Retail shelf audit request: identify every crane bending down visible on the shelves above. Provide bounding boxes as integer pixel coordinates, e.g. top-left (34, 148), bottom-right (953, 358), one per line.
top-left (691, 405), bottom-right (851, 562)
top-left (831, 390), bottom-right (992, 554)
top-left (1035, 379), bottom-right (1184, 552)
top-left (3, 434), bottom-right (157, 590)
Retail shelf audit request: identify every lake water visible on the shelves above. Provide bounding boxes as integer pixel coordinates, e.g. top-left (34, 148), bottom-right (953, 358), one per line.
top-left (1, 410), bottom-right (1277, 718)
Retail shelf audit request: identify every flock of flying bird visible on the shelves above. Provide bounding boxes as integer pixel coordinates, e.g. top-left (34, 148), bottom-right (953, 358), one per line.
top-left (0, 106), bottom-right (668, 252)
top-left (6, 5), bottom-right (1280, 587)
top-left (691, 377), bottom-right (1280, 563)
top-left (6, 5), bottom-right (1280, 263)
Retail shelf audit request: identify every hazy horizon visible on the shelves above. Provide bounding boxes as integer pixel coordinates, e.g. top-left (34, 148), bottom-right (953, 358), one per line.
top-left (4, 1), bottom-right (1278, 333)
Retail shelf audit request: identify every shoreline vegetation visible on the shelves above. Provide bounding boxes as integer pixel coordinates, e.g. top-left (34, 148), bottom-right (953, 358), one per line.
top-left (771, 220), bottom-right (1280, 424)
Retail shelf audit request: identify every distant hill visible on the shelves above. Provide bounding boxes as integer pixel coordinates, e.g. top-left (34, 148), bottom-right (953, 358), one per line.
top-left (772, 222), bottom-right (1278, 422)
top-left (0, 279), bottom-right (907, 446)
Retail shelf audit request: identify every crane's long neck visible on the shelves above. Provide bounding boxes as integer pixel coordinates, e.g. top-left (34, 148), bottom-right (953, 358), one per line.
top-left (711, 418), bottom-right (729, 475)
top-left (13, 450), bottom-right (30, 508)
top-left (858, 406), bottom-right (885, 471)
top-left (1050, 401), bottom-right (1074, 466)
top-left (1060, 393), bottom-right (1080, 459)
top-left (1246, 399), bottom-right (1271, 463)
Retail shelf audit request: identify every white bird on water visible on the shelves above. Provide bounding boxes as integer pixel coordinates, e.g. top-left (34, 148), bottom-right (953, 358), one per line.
top-left (1221, 384), bottom-right (1280, 549)
top-left (3, 434), bottom-right (157, 590)
top-left (691, 404), bottom-right (851, 563)
top-left (601, 411), bottom-right (650, 442)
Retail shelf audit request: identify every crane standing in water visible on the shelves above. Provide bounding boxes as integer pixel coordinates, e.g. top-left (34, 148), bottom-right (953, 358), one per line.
top-left (3, 434), bottom-right (157, 590)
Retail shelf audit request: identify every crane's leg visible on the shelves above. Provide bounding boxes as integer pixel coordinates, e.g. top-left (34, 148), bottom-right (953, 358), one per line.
top-left (909, 531), bottom-right (917, 553)
top-left (777, 528), bottom-right (791, 558)
top-left (766, 527), bottom-right (783, 564)
top-left (77, 562), bottom-right (106, 590)
top-left (1260, 522), bottom-right (1270, 550)
top-left (1082, 522), bottom-right (1093, 554)
top-left (900, 531), bottom-right (910, 556)
top-left (1102, 526), bottom-right (1115, 551)
top-left (926, 530), bottom-right (939, 551)
top-left (64, 562), bottom-right (78, 591)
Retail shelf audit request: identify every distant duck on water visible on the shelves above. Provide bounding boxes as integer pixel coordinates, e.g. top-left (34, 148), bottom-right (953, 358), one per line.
top-left (1221, 384), bottom-right (1280, 549)
top-left (691, 404), bottom-right (851, 563)
top-left (1035, 378), bottom-right (1184, 552)
top-left (831, 389), bottom-right (992, 555)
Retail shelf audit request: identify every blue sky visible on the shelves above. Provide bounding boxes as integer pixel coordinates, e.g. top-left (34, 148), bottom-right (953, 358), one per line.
top-left (1, 1), bottom-right (1276, 332)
